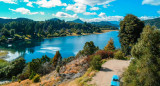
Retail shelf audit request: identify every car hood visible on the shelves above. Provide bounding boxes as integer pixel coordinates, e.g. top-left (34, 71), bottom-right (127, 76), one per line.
top-left (111, 81), bottom-right (120, 86)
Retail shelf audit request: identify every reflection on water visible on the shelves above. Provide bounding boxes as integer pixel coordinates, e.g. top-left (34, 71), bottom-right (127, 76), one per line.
top-left (0, 31), bottom-right (120, 62)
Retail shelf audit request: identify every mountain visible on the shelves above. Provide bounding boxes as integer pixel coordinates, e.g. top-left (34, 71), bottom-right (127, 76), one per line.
top-left (108, 21), bottom-right (120, 26)
top-left (0, 18), bottom-right (32, 24)
top-left (144, 17), bottom-right (160, 29)
top-left (91, 21), bottom-right (119, 27)
top-left (48, 18), bottom-right (61, 21)
top-left (67, 19), bottom-right (84, 24)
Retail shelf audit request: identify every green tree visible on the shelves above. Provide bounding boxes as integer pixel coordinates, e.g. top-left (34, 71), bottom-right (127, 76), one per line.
top-left (82, 41), bottom-right (99, 55)
top-left (123, 25), bottom-right (160, 86)
top-left (119, 14), bottom-right (144, 55)
top-left (104, 38), bottom-right (115, 51)
top-left (1, 28), bottom-right (10, 37)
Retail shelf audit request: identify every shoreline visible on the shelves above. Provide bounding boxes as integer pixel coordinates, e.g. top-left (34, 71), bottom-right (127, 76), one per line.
top-left (46, 30), bottom-right (119, 39)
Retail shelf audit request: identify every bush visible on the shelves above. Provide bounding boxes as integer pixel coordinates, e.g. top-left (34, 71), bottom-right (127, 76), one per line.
top-left (32, 74), bottom-right (40, 83)
top-left (29, 71), bottom-right (36, 80)
top-left (94, 50), bottom-right (114, 59)
top-left (114, 50), bottom-right (125, 60)
top-left (90, 55), bottom-right (102, 70)
top-left (0, 57), bottom-right (25, 79)
top-left (12, 76), bottom-right (16, 82)
top-left (0, 59), bottom-right (10, 69)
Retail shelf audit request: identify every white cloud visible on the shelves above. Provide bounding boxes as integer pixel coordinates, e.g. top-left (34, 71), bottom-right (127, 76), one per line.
top-left (81, 12), bottom-right (123, 22)
top-left (74, 0), bottom-right (115, 6)
top-left (23, 0), bottom-right (29, 2)
top-left (52, 12), bottom-right (78, 18)
top-left (139, 16), bottom-right (156, 20)
top-left (35, 0), bottom-right (67, 8)
top-left (0, 0), bottom-right (17, 4)
top-left (9, 8), bottom-right (39, 15)
top-left (0, 17), bottom-right (17, 19)
top-left (103, 4), bottom-right (110, 8)
top-left (98, 12), bottom-right (107, 18)
top-left (83, 12), bottom-right (97, 15)
top-left (66, 3), bottom-right (86, 13)
top-left (90, 7), bottom-right (99, 11)
top-left (27, 2), bottom-right (33, 7)
top-left (142, 0), bottom-right (160, 5)
top-left (40, 12), bottom-right (45, 15)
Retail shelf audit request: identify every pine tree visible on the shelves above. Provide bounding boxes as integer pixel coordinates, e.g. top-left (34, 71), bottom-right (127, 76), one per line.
top-left (104, 38), bottom-right (115, 51)
top-left (52, 51), bottom-right (62, 67)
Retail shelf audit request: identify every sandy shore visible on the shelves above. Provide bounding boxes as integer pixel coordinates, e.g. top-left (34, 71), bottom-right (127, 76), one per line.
top-left (90, 59), bottom-right (130, 86)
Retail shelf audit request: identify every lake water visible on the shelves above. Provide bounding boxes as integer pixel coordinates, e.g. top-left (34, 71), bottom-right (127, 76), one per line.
top-left (1, 31), bottom-right (120, 62)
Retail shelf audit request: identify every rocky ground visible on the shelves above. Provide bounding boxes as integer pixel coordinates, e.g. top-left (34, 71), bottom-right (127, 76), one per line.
top-left (2, 56), bottom-right (89, 86)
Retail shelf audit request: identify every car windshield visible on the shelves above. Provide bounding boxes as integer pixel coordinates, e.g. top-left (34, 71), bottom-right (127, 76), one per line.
top-left (113, 79), bottom-right (119, 81)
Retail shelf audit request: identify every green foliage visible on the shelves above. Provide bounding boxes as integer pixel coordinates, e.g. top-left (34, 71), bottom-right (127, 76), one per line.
top-left (0, 59), bottom-right (10, 69)
top-left (29, 71), bottom-right (36, 80)
top-left (12, 76), bottom-right (17, 82)
top-left (104, 38), bottom-right (115, 51)
top-left (52, 51), bottom-right (62, 67)
top-left (90, 55), bottom-right (102, 70)
top-left (123, 25), bottom-right (160, 86)
top-left (18, 79), bottom-right (21, 83)
top-left (114, 50), bottom-right (125, 60)
top-left (28, 59), bottom-right (41, 74)
top-left (32, 74), bottom-right (40, 83)
top-left (79, 41), bottom-right (99, 56)
top-left (119, 14), bottom-right (144, 55)
top-left (0, 57), bottom-right (25, 79)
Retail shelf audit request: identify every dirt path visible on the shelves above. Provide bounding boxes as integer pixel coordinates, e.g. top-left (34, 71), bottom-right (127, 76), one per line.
top-left (90, 59), bottom-right (130, 86)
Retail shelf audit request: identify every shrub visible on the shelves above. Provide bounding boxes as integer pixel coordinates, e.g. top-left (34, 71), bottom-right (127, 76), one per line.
top-left (0, 57), bottom-right (25, 79)
top-left (114, 50), bottom-right (125, 60)
top-left (90, 55), bottom-right (102, 70)
top-left (17, 72), bottom-right (30, 80)
top-left (32, 74), bottom-right (40, 83)
top-left (94, 50), bottom-right (114, 59)
top-left (29, 71), bottom-right (36, 80)
top-left (18, 79), bottom-right (21, 83)
top-left (0, 59), bottom-right (10, 69)
top-left (12, 76), bottom-right (16, 82)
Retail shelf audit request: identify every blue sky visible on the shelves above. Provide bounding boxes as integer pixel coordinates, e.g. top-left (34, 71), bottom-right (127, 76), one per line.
top-left (0, 0), bottom-right (160, 22)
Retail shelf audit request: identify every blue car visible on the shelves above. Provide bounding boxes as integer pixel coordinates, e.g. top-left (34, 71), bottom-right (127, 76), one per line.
top-left (111, 75), bottom-right (120, 86)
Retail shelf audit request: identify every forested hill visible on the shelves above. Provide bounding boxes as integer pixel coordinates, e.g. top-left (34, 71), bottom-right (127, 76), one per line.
top-left (67, 19), bottom-right (119, 29)
top-left (0, 18), bottom-right (32, 24)
top-left (0, 18), bottom-right (102, 43)
top-left (144, 17), bottom-right (160, 29)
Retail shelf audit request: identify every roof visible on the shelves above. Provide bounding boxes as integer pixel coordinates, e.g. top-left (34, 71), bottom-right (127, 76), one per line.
top-left (112, 75), bottom-right (119, 80)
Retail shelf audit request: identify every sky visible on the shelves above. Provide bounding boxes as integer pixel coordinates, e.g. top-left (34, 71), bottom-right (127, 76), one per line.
top-left (0, 0), bottom-right (160, 22)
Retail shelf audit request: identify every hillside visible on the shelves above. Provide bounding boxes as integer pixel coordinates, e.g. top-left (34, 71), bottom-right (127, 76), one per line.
top-left (67, 19), bottom-right (84, 24)
top-left (91, 21), bottom-right (119, 27)
top-left (144, 17), bottom-right (160, 29)
top-left (67, 19), bottom-right (119, 29)
top-left (0, 18), bottom-right (32, 24)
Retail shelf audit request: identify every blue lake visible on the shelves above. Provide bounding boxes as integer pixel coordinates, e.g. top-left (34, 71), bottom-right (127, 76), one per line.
top-left (2, 31), bottom-right (120, 62)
